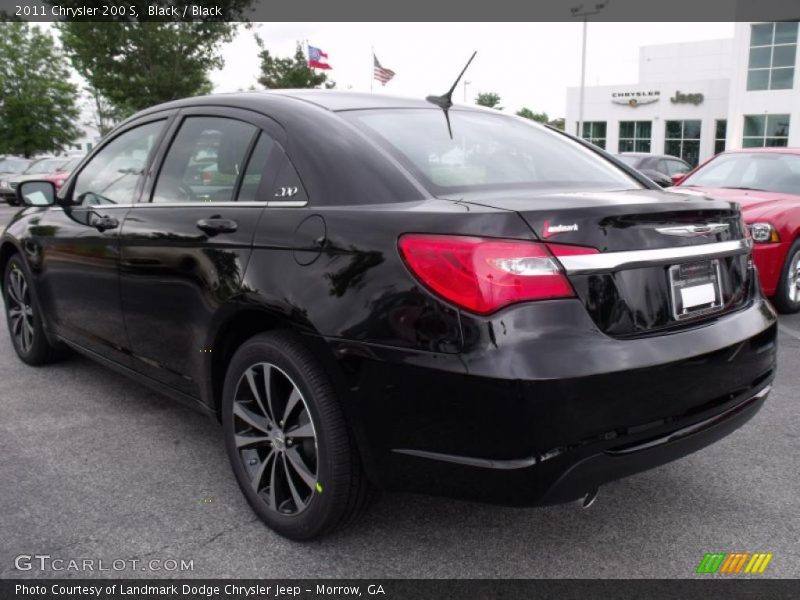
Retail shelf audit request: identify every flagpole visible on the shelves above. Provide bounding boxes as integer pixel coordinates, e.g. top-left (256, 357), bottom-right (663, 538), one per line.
top-left (370, 45), bottom-right (374, 93)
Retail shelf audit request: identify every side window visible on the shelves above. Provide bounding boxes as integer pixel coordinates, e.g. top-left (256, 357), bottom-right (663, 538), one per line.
top-left (236, 133), bottom-right (308, 204)
top-left (152, 117), bottom-right (257, 203)
top-left (72, 120), bottom-right (165, 205)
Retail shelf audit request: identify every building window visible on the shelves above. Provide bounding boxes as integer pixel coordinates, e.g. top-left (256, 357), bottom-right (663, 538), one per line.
top-left (747, 22), bottom-right (798, 91)
top-left (743, 114), bottom-right (791, 147)
top-left (618, 121), bottom-right (651, 152)
top-left (576, 121), bottom-right (607, 149)
top-left (664, 120), bottom-right (701, 167)
top-left (714, 120), bottom-right (727, 154)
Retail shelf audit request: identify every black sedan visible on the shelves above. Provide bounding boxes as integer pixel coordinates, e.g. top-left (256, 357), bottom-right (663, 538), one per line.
top-left (617, 152), bottom-right (692, 187)
top-left (2, 92), bottom-right (776, 540)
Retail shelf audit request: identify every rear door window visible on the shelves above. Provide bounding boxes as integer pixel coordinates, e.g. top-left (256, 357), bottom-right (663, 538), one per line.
top-left (152, 117), bottom-right (258, 203)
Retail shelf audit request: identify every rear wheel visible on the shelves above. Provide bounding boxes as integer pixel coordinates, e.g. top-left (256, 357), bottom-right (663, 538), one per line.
top-left (3, 255), bottom-right (59, 365)
top-left (772, 240), bottom-right (800, 314)
top-left (221, 331), bottom-right (374, 540)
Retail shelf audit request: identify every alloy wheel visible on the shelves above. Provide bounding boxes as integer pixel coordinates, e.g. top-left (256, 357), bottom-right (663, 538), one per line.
top-left (232, 362), bottom-right (318, 516)
top-left (6, 267), bottom-right (35, 354)
top-left (788, 250), bottom-right (800, 303)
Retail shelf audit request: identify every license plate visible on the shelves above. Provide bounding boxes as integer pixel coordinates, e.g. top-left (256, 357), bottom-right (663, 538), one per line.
top-left (668, 260), bottom-right (723, 320)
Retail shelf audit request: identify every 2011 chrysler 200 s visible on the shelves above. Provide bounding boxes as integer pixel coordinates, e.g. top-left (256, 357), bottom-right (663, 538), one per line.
top-left (2, 91), bottom-right (777, 540)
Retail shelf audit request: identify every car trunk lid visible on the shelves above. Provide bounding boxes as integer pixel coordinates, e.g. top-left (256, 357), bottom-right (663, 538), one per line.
top-left (444, 188), bottom-right (753, 336)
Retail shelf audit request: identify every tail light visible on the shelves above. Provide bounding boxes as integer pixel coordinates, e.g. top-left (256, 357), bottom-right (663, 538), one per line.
top-left (202, 171), bottom-right (213, 185)
top-left (398, 234), bottom-right (598, 315)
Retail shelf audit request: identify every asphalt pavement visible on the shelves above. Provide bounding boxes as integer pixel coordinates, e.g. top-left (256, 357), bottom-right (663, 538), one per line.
top-left (0, 204), bottom-right (798, 579)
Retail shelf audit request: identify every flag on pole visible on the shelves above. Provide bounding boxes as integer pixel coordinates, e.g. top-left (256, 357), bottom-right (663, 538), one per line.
top-left (308, 45), bottom-right (332, 70)
top-left (373, 54), bottom-right (395, 85)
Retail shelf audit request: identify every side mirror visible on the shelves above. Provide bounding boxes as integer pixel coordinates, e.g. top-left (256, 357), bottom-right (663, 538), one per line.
top-left (16, 180), bottom-right (56, 207)
top-left (671, 173), bottom-right (686, 186)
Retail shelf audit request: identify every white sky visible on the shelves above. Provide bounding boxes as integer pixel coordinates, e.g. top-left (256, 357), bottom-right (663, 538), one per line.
top-left (210, 22), bottom-right (735, 117)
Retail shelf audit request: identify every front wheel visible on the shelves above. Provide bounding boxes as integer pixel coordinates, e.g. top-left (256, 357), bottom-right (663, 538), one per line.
top-left (221, 331), bottom-right (375, 540)
top-left (3, 255), bottom-right (59, 364)
top-left (772, 240), bottom-right (800, 314)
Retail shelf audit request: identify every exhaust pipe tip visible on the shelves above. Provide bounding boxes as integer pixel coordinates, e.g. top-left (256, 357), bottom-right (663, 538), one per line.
top-left (581, 488), bottom-right (599, 509)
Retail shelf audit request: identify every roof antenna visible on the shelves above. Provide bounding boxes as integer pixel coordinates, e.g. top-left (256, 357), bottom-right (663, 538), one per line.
top-left (426, 51), bottom-right (477, 139)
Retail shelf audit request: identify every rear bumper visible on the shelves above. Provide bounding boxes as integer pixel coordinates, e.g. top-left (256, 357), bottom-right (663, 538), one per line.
top-left (326, 297), bottom-right (777, 506)
top-left (539, 381), bottom-right (770, 505)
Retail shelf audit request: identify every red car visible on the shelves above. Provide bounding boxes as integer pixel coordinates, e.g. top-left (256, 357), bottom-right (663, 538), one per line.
top-left (675, 148), bottom-right (800, 313)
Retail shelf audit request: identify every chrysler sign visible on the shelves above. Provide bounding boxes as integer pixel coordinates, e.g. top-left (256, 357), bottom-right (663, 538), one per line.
top-left (611, 90), bottom-right (660, 107)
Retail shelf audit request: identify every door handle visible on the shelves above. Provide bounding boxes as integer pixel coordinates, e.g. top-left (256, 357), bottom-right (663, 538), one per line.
top-left (91, 214), bottom-right (119, 232)
top-left (196, 217), bottom-right (238, 236)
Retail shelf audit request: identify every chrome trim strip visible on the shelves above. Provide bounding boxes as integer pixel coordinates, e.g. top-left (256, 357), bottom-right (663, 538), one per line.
top-left (46, 200), bottom-right (308, 211)
top-left (392, 448), bottom-right (538, 470)
top-left (266, 200), bottom-right (308, 208)
top-left (655, 223), bottom-right (730, 237)
top-left (558, 239), bottom-right (750, 274)
top-left (130, 201), bottom-right (272, 208)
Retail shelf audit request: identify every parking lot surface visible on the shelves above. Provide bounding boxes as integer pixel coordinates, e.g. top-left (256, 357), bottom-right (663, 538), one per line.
top-left (0, 204), bottom-right (798, 578)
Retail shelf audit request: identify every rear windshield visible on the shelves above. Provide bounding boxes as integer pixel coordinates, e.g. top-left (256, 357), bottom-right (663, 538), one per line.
top-left (25, 158), bottom-right (68, 174)
top-left (346, 109), bottom-right (639, 194)
top-left (617, 155), bottom-right (645, 168)
top-left (0, 157), bottom-right (31, 173)
top-left (682, 152), bottom-right (800, 195)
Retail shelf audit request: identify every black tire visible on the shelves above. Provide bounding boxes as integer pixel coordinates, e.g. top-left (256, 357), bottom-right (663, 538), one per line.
top-left (3, 254), bottom-right (59, 365)
top-left (771, 239), bottom-right (800, 314)
top-left (221, 330), bottom-right (375, 540)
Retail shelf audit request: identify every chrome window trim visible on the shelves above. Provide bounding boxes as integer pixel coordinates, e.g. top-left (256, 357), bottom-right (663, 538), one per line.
top-left (48, 200), bottom-right (309, 210)
top-left (558, 239), bottom-right (751, 274)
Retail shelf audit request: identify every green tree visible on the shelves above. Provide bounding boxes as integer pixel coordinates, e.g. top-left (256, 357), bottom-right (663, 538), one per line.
top-left (475, 92), bottom-right (502, 109)
top-left (0, 22), bottom-right (80, 157)
top-left (83, 86), bottom-right (121, 137)
top-left (56, 18), bottom-right (242, 117)
top-left (516, 108), bottom-right (549, 123)
top-left (548, 117), bottom-right (565, 131)
top-left (256, 39), bottom-right (335, 89)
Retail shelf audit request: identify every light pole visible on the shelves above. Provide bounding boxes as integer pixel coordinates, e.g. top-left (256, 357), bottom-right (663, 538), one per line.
top-left (571, 2), bottom-right (609, 142)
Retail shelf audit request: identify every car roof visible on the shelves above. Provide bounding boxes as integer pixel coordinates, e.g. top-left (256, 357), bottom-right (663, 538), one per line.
top-left (618, 152), bottom-right (686, 161)
top-left (132, 90), bottom-right (482, 120)
top-left (721, 147), bottom-right (800, 156)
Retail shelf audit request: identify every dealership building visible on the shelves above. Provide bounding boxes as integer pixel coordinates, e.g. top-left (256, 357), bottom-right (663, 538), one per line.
top-left (566, 22), bottom-right (799, 167)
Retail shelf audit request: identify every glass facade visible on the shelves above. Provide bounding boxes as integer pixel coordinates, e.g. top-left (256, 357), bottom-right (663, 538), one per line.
top-left (577, 121), bottom-right (607, 149)
top-left (618, 121), bottom-right (651, 153)
top-left (742, 114), bottom-right (791, 147)
top-left (747, 22), bottom-right (798, 91)
top-left (664, 120), bottom-right (702, 167)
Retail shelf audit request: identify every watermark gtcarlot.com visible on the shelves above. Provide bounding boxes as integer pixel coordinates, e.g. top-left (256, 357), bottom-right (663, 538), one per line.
top-left (14, 554), bottom-right (194, 573)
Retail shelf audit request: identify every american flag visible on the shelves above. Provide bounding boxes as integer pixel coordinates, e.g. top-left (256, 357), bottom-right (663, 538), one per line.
top-left (373, 54), bottom-right (395, 85)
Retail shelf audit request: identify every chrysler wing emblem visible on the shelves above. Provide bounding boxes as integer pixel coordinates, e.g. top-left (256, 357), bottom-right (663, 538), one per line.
top-left (655, 223), bottom-right (729, 238)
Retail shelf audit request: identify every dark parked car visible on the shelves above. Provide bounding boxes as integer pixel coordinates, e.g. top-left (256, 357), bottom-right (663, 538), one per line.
top-left (1, 156), bottom-right (74, 206)
top-left (1, 92), bottom-right (777, 540)
top-left (617, 152), bottom-right (691, 187)
top-left (0, 156), bottom-right (34, 203)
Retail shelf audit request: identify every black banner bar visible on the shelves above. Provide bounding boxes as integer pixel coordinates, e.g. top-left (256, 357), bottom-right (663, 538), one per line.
top-left (0, 0), bottom-right (799, 22)
top-left (2, 579), bottom-right (800, 600)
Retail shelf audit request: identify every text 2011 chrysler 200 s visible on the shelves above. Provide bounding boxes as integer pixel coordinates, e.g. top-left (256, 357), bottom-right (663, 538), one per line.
top-left (1, 91), bottom-right (776, 540)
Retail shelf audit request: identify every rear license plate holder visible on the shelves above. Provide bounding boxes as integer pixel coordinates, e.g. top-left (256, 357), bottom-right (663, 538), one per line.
top-left (668, 259), bottom-right (723, 321)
